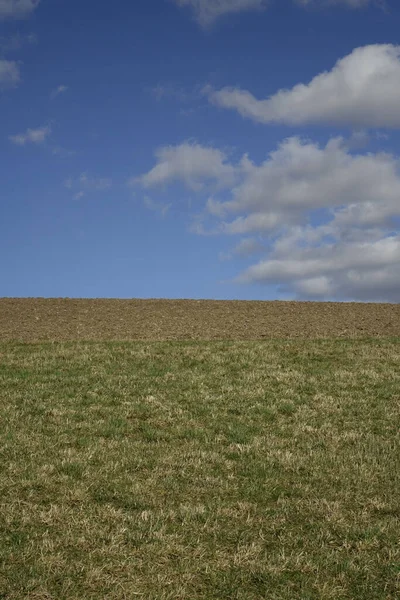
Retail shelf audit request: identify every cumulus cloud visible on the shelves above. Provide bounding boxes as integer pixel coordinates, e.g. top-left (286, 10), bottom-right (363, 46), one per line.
top-left (133, 142), bottom-right (236, 191)
top-left (0, 0), bottom-right (40, 20)
top-left (9, 124), bottom-right (51, 145)
top-left (206, 44), bottom-right (400, 128)
top-left (209, 136), bottom-right (400, 229)
top-left (172, 0), bottom-right (268, 26)
top-left (136, 136), bottom-right (400, 301)
top-left (237, 235), bottom-right (400, 302)
top-left (0, 59), bottom-right (20, 88)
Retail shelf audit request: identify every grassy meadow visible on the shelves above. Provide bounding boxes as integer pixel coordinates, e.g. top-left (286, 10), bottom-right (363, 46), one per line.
top-left (0, 339), bottom-right (399, 599)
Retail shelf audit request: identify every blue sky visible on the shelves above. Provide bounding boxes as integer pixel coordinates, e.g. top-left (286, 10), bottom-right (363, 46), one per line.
top-left (1, 0), bottom-right (400, 301)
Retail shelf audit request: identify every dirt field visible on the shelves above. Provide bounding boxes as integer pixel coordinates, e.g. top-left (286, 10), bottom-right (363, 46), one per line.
top-left (1, 339), bottom-right (399, 599)
top-left (0, 298), bottom-right (399, 341)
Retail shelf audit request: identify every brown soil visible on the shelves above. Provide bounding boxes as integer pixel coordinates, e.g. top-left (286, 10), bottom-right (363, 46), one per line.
top-left (0, 298), bottom-right (399, 341)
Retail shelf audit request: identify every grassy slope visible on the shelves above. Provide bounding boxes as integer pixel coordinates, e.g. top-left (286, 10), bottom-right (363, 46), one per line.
top-left (0, 339), bottom-right (399, 599)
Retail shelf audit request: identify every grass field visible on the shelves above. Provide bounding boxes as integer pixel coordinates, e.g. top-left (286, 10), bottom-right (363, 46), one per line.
top-left (1, 333), bottom-right (399, 598)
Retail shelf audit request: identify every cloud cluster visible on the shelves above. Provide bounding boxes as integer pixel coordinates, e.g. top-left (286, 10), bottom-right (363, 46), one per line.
top-left (0, 0), bottom-right (40, 20)
top-left (136, 135), bottom-right (400, 301)
top-left (209, 136), bottom-right (400, 230)
top-left (2, 0), bottom-right (395, 302)
top-left (206, 45), bottom-right (400, 128)
top-left (9, 124), bottom-right (51, 145)
top-left (135, 41), bottom-right (400, 301)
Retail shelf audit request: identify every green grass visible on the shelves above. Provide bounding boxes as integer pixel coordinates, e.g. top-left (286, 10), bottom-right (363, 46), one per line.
top-left (0, 339), bottom-right (399, 599)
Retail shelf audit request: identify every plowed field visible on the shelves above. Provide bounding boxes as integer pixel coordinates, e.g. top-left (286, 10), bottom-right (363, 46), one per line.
top-left (0, 298), bottom-right (399, 340)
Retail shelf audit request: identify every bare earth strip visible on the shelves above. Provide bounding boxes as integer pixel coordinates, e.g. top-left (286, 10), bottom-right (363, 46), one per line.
top-left (0, 298), bottom-right (399, 341)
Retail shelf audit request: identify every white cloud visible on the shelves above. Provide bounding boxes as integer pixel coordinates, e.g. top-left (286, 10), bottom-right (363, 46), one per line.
top-left (9, 124), bottom-right (51, 145)
top-left (206, 44), bottom-right (400, 128)
top-left (65, 172), bottom-right (112, 199)
top-left (0, 59), bottom-right (20, 88)
top-left (210, 136), bottom-right (400, 230)
top-left (232, 237), bottom-right (265, 256)
top-left (0, 0), bottom-right (40, 20)
top-left (172, 0), bottom-right (268, 26)
top-left (136, 135), bottom-right (400, 301)
top-left (237, 235), bottom-right (400, 302)
top-left (226, 138), bottom-right (400, 300)
top-left (133, 142), bottom-right (236, 191)
top-left (50, 84), bottom-right (68, 99)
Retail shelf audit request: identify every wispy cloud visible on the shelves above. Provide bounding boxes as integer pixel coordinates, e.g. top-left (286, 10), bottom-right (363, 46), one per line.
top-left (143, 195), bottom-right (171, 217)
top-left (0, 59), bottom-right (20, 88)
top-left (296, 0), bottom-right (378, 7)
top-left (172, 0), bottom-right (377, 27)
top-left (50, 84), bottom-right (68, 100)
top-left (77, 172), bottom-right (112, 191)
top-left (51, 145), bottom-right (75, 158)
top-left (172, 0), bottom-right (268, 27)
top-left (9, 124), bottom-right (51, 145)
top-left (65, 172), bottom-right (112, 199)
top-left (149, 82), bottom-right (207, 117)
top-left (151, 83), bottom-right (189, 102)
top-left (0, 32), bottom-right (36, 53)
top-left (0, 0), bottom-right (40, 21)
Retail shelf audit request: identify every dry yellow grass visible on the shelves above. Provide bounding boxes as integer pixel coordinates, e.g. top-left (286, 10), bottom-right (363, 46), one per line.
top-left (0, 339), bottom-right (399, 599)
